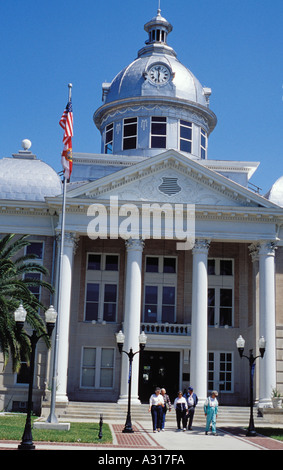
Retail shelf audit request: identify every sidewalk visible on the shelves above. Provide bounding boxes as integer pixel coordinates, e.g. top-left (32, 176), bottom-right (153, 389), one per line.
top-left (1, 419), bottom-right (283, 451)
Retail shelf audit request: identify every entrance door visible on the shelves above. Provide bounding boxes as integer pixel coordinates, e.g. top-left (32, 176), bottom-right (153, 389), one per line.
top-left (139, 351), bottom-right (180, 403)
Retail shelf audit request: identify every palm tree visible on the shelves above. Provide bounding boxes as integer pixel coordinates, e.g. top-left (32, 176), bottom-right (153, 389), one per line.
top-left (0, 234), bottom-right (54, 372)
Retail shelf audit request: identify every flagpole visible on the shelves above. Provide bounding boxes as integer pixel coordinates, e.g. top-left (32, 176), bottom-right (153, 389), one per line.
top-left (47, 83), bottom-right (72, 424)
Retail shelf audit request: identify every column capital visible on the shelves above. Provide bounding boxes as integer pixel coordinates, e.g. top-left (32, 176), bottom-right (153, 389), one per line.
top-left (56, 231), bottom-right (80, 253)
top-left (192, 238), bottom-right (211, 255)
top-left (249, 241), bottom-right (277, 260)
top-left (248, 242), bottom-right (259, 262)
top-left (125, 237), bottom-right (144, 252)
top-left (258, 241), bottom-right (277, 257)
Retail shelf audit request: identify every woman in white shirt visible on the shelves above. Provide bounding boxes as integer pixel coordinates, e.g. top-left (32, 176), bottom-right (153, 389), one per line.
top-left (173, 391), bottom-right (188, 431)
top-left (148, 388), bottom-right (164, 432)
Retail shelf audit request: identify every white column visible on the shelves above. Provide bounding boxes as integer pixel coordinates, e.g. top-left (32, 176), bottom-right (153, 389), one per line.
top-left (258, 241), bottom-right (277, 407)
top-left (191, 239), bottom-right (210, 405)
top-left (56, 232), bottom-right (78, 403)
top-left (118, 238), bottom-right (144, 405)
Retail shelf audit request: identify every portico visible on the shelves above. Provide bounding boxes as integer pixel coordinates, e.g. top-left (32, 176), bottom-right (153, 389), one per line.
top-left (48, 147), bottom-right (280, 407)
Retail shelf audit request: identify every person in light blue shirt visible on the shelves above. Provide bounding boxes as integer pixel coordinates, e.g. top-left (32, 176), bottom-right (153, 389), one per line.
top-left (204, 391), bottom-right (219, 435)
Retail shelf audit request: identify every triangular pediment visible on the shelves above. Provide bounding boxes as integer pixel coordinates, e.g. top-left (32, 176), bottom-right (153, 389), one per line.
top-left (63, 150), bottom-right (276, 209)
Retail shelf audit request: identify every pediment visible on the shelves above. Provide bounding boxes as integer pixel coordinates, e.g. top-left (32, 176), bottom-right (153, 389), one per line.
top-left (65, 150), bottom-right (275, 209)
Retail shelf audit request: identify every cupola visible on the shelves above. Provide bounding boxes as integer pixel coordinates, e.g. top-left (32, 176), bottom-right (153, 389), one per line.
top-left (93, 9), bottom-right (217, 160)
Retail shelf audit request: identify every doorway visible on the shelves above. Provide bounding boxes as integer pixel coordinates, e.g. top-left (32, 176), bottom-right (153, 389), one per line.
top-left (139, 351), bottom-right (180, 403)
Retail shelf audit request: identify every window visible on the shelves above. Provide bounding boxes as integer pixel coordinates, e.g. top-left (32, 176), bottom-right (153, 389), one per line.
top-left (162, 286), bottom-right (175, 323)
top-left (151, 117), bottom-right (166, 148)
top-left (144, 286), bottom-right (158, 322)
top-left (145, 256), bottom-right (176, 274)
top-left (143, 256), bottom-right (177, 323)
top-left (180, 120), bottom-right (192, 153)
top-left (100, 349), bottom-right (114, 388)
top-left (219, 353), bottom-right (233, 392)
top-left (103, 284), bottom-right (117, 322)
top-left (105, 255), bottom-right (119, 271)
top-left (208, 259), bottom-right (234, 327)
top-left (105, 123), bottom-right (113, 154)
top-left (87, 254), bottom-right (101, 270)
top-left (24, 241), bottom-right (44, 302)
top-left (81, 347), bottom-right (115, 389)
top-left (201, 128), bottom-right (207, 159)
top-left (85, 283), bottom-right (99, 321)
top-left (123, 117), bottom-right (137, 150)
top-left (81, 348), bottom-right (96, 387)
top-left (25, 272), bottom-right (41, 301)
top-left (26, 241), bottom-right (43, 260)
top-left (208, 352), bottom-right (234, 393)
top-left (16, 362), bottom-right (29, 385)
top-left (85, 253), bottom-right (119, 323)
top-left (208, 288), bottom-right (233, 326)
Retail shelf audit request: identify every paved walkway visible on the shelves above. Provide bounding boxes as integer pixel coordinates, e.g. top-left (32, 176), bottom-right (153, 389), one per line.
top-left (1, 420), bottom-right (283, 451)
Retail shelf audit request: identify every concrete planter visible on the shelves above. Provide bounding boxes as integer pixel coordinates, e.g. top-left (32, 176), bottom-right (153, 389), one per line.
top-left (272, 397), bottom-right (283, 409)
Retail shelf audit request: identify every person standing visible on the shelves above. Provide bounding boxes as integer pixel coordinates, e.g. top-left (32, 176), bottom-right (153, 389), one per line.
top-left (186, 386), bottom-right (198, 430)
top-left (173, 391), bottom-right (188, 431)
top-left (148, 387), bottom-right (164, 432)
top-left (204, 391), bottom-right (219, 435)
top-left (160, 388), bottom-right (172, 431)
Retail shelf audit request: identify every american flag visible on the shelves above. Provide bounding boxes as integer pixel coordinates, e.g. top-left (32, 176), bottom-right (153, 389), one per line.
top-left (59, 100), bottom-right (73, 180)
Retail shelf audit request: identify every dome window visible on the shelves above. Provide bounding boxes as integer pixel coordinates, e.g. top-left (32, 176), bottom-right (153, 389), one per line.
top-left (123, 117), bottom-right (138, 150)
top-left (201, 129), bottom-right (207, 159)
top-left (180, 120), bottom-right (192, 153)
top-left (151, 116), bottom-right (167, 149)
top-left (105, 123), bottom-right (114, 154)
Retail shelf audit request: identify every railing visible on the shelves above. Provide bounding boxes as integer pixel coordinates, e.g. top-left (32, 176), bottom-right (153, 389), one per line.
top-left (141, 323), bottom-right (191, 336)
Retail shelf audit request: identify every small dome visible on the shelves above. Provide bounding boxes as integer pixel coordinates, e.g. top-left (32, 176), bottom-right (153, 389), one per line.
top-left (0, 158), bottom-right (62, 202)
top-left (266, 176), bottom-right (283, 207)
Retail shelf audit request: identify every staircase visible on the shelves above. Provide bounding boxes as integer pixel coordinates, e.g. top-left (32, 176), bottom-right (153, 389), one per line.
top-left (41, 401), bottom-right (267, 427)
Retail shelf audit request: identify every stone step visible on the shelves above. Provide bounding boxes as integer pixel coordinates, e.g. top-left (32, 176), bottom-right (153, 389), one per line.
top-left (42, 401), bottom-right (266, 426)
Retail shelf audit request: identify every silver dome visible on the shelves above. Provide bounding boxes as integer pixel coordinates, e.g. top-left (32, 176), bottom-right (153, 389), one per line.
top-left (104, 54), bottom-right (209, 107)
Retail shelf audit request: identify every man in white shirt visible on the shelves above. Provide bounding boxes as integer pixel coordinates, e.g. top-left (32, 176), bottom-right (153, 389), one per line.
top-left (186, 386), bottom-right (198, 430)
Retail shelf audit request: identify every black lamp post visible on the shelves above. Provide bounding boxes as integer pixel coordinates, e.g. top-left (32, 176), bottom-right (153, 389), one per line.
top-left (14, 304), bottom-right (57, 450)
top-left (116, 330), bottom-right (147, 433)
top-left (236, 334), bottom-right (266, 437)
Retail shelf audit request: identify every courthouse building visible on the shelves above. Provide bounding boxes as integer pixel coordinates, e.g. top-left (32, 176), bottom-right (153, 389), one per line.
top-left (1, 9), bottom-right (283, 413)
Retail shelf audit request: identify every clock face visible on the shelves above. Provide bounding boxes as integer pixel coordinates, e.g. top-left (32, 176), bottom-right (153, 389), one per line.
top-left (148, 64), bottom-right (170, 85)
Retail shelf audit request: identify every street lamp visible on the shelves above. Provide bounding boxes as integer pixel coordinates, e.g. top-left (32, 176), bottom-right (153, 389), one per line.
top-left (14, 304), bottom-right (57, 450)
top-left (236, 335), bottom-right (266, 436)
top-left (116, 330), bottom-right (147, 433)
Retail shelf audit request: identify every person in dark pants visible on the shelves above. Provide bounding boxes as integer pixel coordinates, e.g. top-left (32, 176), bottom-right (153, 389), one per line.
top-left (186, 386), bottom-right (198, 430)
top-left (173, 391), bottom-right (188, 431)
top-left (148, 388), bottom-right (164, 432)
top-left (160, 388), bottom-right (172, 431)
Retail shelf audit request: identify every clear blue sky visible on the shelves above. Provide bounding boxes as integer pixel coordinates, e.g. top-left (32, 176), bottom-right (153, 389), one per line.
top-left (1, 0), bottom-right (282, 194)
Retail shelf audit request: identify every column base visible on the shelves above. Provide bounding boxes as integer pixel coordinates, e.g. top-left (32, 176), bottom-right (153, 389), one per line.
top-left (55, 394), bottom-right (69, 404)
top-left (258, 398), bottom-right (273, 409)
top-left (117, 396), bottom-right (141, 405)
top-left (196, 398), bottom-right (207, 407)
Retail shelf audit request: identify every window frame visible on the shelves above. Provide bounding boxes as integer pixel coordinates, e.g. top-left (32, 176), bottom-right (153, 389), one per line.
top-left (200, 128), bottom-right (207, 159)
top-left (143, 255), bottom-right (177, 323)
top-left (208, 258), bottom-right (234, 328)
top-left (84, 253), bottom-right (119, 323)
top-left (208, 351), bottom-right (234, 394)
top-left (123, 117), bottom-right (138, 150)
top-left (80, 346), bottom-right (115, 390)
top-left (24, 241), bottom-right (44, 303)
top-left (179, 120), bottom-right (192, 153)
top-left (150, 116), bottom-right (167, 149)
top-left (105, 122), bottom-right (114, 154)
